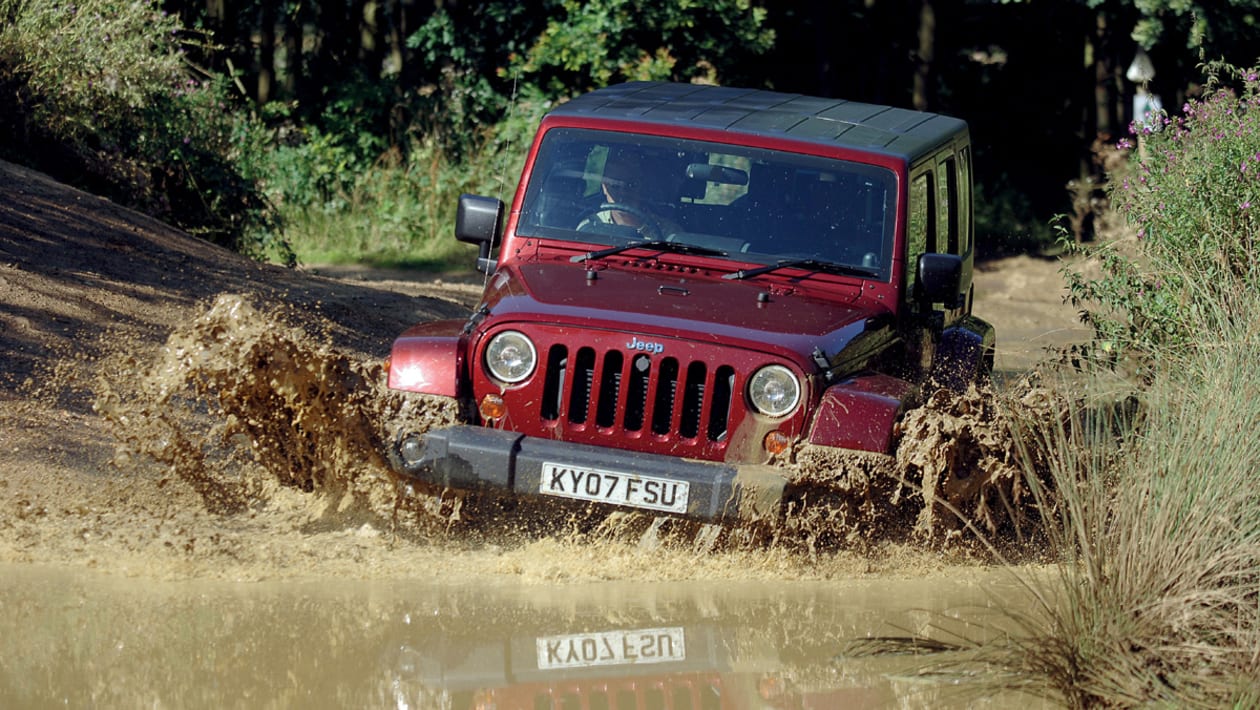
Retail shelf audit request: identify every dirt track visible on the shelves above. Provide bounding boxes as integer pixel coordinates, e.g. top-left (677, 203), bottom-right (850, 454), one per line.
top-left (0, 158), bottom-right (1086, 581)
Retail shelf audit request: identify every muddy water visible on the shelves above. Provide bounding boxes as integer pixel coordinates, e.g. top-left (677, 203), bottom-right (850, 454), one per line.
top-left (0, 561), bottom-right (1041, 708)
top-left (2, 293), bottom-right (1061, 708)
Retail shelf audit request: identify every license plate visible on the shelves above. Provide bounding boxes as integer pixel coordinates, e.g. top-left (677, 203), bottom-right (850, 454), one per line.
top-left (536, 627), bottom-right (687, 670)
top-left (539, 462), bottom-right (689, 514)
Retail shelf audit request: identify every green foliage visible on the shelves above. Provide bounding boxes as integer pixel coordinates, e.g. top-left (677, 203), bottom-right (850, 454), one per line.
top-left (518, 0), bottom-right (775, 92)
top-left (404, 2), bottom-right (549, 156)
top-left (266, 126), bottom-right (529, 268)
top-left (399, 0), bottom-right (774, 153)
top-left (1130, 0), bottom-right (1260, 52)
top-left (0, 0), bottom-right (180, 115)
top-left (0, 0), bottom-right (283, 258)
top-left (258, 70), bottom-right (550, 267)
top-left (1063, 62), bottom-right (1260, 367)
top-left (257, 77), bottom-right (394, 217)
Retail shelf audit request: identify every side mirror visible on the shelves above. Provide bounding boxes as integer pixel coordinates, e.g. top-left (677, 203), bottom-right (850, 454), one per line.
top-left (455, 194), bottom-right (504, 273)
top-left (916, 253), bottom-right (964, 309)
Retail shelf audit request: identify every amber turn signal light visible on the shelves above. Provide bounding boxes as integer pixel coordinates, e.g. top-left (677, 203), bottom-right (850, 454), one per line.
top-left (479, 393), bottom-right (507, 421)
top-left (763, 430), bottom-right (791, 456)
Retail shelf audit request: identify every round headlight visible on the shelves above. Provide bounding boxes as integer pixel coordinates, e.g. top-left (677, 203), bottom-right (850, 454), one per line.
top-left (747, 365), bottom-right (801, 417)
top-left (484, 330), bottom-right (536, 383)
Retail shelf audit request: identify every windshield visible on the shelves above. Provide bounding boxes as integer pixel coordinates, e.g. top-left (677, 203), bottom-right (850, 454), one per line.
top-left (517, 127), bottom-right (897, 281)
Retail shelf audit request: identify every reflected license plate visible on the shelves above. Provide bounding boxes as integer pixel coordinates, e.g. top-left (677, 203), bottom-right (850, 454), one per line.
top-left (539, 462), bottom-right (689, 514)
top-left (536, 627), bottom-right (687, 670)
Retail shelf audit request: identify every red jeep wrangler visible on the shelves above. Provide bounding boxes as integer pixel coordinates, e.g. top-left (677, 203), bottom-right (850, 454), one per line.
top-left (386, 82), bottom-right (993, 523)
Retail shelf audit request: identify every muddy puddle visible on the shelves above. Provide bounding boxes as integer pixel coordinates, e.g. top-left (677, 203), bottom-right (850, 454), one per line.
top-left (2, 291), bottom-right (1067, 708)
top-left (0, 561), bottom-right (1049, 708)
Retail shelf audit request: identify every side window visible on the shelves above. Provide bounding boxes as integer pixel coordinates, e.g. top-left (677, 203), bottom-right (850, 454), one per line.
top-left (940, 155), bottom-right (959, 255)
top-left (907, 172), bottom-right (933, 299)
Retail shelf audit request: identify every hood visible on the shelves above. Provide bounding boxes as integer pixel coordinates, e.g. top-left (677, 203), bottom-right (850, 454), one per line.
top-left (476, 258), bottom-right (894, 363)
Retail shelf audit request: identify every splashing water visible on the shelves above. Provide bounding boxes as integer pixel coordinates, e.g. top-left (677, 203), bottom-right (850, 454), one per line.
top-left (92, 293), bottom-right (1060, 554)
top-left (93, 294), bottom-right (459, 529)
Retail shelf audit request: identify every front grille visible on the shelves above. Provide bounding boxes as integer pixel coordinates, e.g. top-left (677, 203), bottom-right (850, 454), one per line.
top-left (540, 343), bottom-right (737, 444)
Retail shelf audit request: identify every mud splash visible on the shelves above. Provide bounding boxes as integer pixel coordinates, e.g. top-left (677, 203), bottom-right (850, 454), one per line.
top-left (766, 381), bottom-right (1064, 552)
top-left (92, 293), bottom-right (1062, 556)
top-left (891, 383), bottom-right (1062, 543)
top-left (93, 294), bottom-right (458, 532)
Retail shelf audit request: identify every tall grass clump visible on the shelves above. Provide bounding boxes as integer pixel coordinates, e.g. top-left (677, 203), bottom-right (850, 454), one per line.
top-left (0, 0), bottom-right (282, 258)
top-left (960, 64), bottom-right (1260, 706)
top-left (975, 315), bottom-right (1260, 706)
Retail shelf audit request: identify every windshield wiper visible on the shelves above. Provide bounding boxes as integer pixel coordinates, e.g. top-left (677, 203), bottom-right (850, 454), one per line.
top-left (722, 257), bottom-right (880, 281)
top-left (570, 239), bottom-right (727, 263)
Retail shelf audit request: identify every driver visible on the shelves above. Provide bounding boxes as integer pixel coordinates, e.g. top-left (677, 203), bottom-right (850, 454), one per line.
top-left (591, 150), bottom-right (680, 237)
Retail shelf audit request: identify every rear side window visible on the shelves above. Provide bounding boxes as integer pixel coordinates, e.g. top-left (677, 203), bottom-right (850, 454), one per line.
top-left (693, 154), bottom-right (751, 206)
top-left (906, 172), bottom-right (933, 298)
top-left (940, 155), bottom-right (959, 255)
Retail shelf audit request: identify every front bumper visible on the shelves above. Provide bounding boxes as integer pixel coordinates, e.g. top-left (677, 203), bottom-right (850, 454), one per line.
top-left (390, 426), bottom-right (787, 523)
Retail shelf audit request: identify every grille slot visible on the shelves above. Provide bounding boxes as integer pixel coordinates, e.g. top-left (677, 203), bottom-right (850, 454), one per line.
top-left (708, 366), bottom-right (736, 442)
top-left (652, 358), bottom-right (680, 435)
top-left (568, 347), bottom-right (596, 424)
top-left (539, 342), bottom-right (733, 443)
top-left (541, 344), bottom-right (567, 420)
top-left (679, 361), bottom-right (707, 439)
top-left (596, 351), bottom-right (623, 427)
top-left (625, 354), bottom-right (651, 431)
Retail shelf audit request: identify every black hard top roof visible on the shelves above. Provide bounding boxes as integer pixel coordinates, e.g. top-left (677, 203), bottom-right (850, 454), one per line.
top-left (546, 82), bottom-right (968, 162)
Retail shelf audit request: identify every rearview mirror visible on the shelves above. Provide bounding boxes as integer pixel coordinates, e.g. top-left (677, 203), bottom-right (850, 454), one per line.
top-left (685, 163), bottom-right (749, 186)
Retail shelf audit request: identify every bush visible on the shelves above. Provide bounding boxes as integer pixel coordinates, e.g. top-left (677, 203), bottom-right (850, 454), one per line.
top-left (266, 139), bottom-right (480, 267)
top-left (1063, 63), bottom-right (1260, 367)
top-left (0, 0), bottom-right (283, 259)
top-left (260, 84), bottom-right (552, 267)
top-left (955, 62), bottom-right (1260, 706)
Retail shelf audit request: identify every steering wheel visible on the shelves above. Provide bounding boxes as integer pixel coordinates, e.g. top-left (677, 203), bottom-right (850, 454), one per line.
top-left (575, 203), bottom-right (664, 241)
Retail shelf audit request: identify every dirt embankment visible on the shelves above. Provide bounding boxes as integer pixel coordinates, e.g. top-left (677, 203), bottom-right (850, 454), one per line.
top-left (0, 159), bottom-right (1086, 580)
top-left (0, 159), bottom-right (484, 579)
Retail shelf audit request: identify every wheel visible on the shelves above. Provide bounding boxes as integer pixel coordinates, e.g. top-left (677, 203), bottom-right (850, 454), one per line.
top-left (575, 202), bottom-right (664, 240)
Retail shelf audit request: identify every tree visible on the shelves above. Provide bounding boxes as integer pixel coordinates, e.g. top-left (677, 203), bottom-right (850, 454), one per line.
top-left (913, 0), bottom-right (936, 110)
top-left (516, 0), bottom-right (775, 93)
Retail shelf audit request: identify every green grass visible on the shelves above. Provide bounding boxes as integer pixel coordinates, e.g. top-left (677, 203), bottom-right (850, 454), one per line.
top-left (263, 114), bottom-right (533, 270)
top-left (272, 147), bottom-right (501, 272)
top-left (278, 199), bottom-right (478, 269)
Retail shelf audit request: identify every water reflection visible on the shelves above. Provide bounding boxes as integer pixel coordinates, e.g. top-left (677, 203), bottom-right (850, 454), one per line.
top-left (0, 563), bottom-right (1033, 708)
